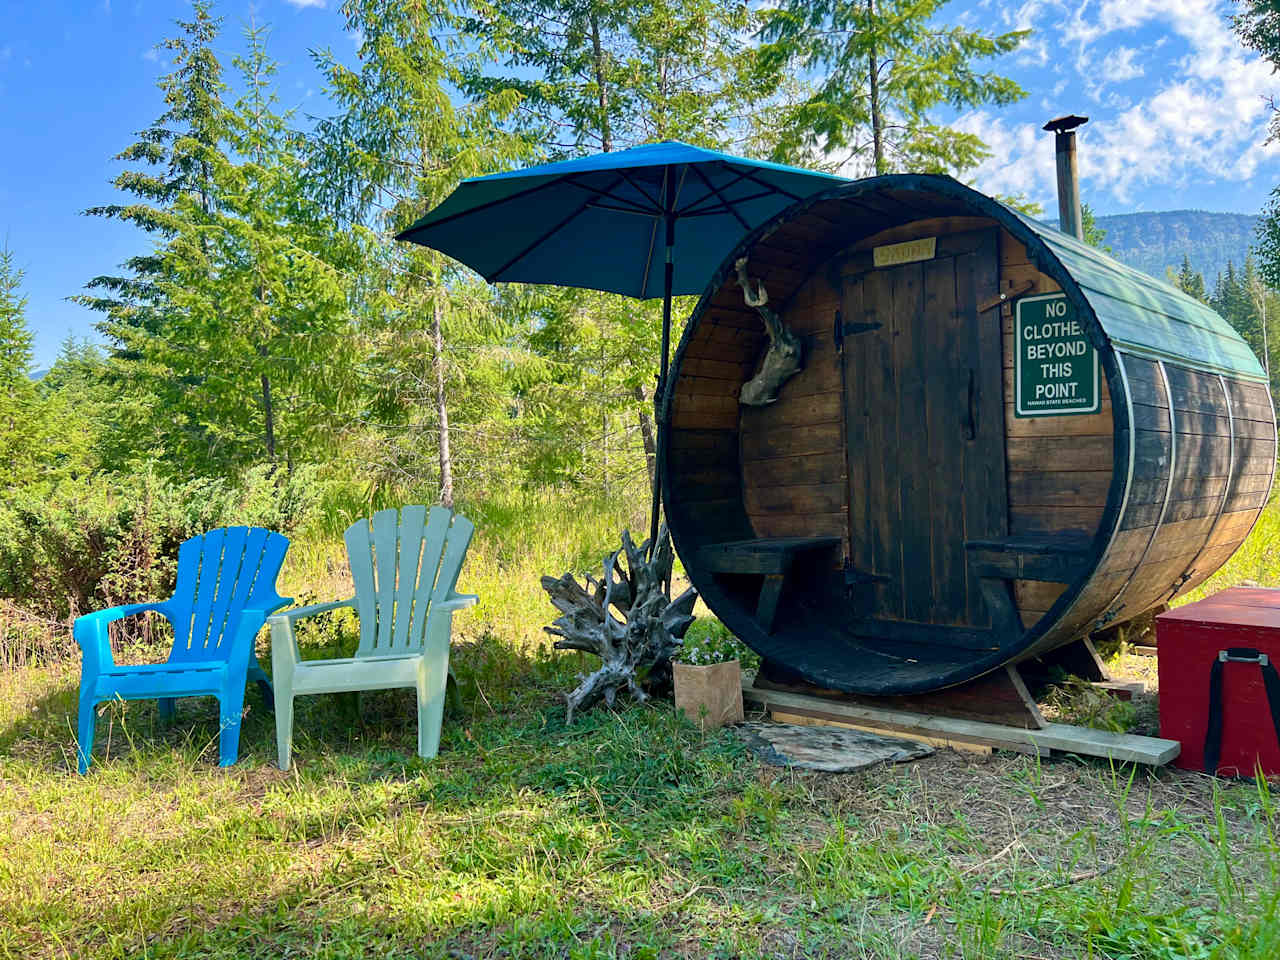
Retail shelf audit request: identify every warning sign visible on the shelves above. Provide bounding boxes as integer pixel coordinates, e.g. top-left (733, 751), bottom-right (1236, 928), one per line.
top-left (1014, 294), bottom-right (1099, 417)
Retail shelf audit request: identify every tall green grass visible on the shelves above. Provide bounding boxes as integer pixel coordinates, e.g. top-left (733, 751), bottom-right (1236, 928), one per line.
top-left (1181, 493), bottom-right (1280, 605)
top-left (274, 488), bottom-right (653, 709)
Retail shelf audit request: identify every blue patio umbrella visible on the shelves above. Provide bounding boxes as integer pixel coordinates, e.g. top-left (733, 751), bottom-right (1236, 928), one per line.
top-left (395, 140), bottom-right (845, 552)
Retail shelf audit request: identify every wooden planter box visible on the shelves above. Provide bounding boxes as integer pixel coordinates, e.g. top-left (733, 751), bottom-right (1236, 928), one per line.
top-left (674, 660), bottom-right (744, 730)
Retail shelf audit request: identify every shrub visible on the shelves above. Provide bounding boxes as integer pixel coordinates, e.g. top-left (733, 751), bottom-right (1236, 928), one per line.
top-left (0, 464), bottom-right (324, 625)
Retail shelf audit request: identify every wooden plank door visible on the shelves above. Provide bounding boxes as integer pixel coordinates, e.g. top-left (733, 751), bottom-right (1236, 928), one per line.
top-left (842, 229), bottom-right (1007, 627)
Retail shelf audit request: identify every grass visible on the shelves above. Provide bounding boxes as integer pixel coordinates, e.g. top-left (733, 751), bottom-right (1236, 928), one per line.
top-left (3, 665), bottom-right (1280, 959)
top-left (3, 492), bottom-right (1280, 957)
top-left (1180, 493), bottom-right (1280, 604)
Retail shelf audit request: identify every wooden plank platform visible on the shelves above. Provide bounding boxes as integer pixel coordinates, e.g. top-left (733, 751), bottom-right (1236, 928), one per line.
top-left (742, 681), bottom-right (1181, 766)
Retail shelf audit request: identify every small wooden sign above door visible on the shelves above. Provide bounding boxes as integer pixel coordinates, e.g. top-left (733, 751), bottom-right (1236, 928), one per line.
top-left (1015, 294), bottom-right (1100, 417)
top-left (872, 236), bottom-right (936, 267)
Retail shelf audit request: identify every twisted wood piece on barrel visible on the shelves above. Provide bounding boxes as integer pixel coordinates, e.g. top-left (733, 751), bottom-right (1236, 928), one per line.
top-left (734, 256), bottom-right (803, 406)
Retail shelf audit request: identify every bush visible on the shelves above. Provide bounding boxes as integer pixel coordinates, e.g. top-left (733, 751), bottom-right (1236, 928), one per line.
top-left (0, 464), bottom-right (324, 623)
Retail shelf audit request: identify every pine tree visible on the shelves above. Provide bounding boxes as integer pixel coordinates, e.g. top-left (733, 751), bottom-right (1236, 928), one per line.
top-left (0, 247), bottom-right (41, 490)
top-left (1212, 259), bottom-right (1268, 361)
top-left (464, 0), bottom-right (767, 154)
top-left (460, 0), bottom-right (762, 492)
top-left (312, 0), bottom-right (534, 506)
top-left (1080, 204), bottom-right (1111, 252)
top-left (36, 339), bottom-right (112, 481)
top-left (1233, 0), bottom-right (1280, 144)
top-left (78, 8), bottom-right (360, 475)
top-left (73, 1), bottom-right (229, 467)
top-left (1172, 254), bottom-right (1207, 303)
top-left (76, 1), bottom-right (226, 349)
top-left (758, 0), bottom-right (1026, 174)
top-left (165, 21), bottom-right (360, 470)
top-left (1234, 2), bottom-right (1280, 298)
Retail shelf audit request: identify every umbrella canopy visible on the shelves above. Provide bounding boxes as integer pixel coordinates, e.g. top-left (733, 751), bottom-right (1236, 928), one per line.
top-left (395, 140), bottom-right (845, 298)
top-left (395, 140), bottom-right (845, 554)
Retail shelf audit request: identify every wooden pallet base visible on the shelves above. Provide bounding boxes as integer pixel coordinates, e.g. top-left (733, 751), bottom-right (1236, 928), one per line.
top-left (743, 682), bottom-right (1180, 766)
top-left (771, 710), bottom-right (994, 756)
top-left (756, 662), bottom-right (1046, 729)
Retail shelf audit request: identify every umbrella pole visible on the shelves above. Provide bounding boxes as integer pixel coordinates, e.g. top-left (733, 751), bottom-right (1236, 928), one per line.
top-left (647, 209), bottom-right (676, 563)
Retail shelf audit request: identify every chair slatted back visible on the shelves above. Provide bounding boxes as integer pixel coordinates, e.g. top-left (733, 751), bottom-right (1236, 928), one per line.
top-left (345, 506), bottom-right (475, 657)
top-left (166, 526), bottom-right (290, 662)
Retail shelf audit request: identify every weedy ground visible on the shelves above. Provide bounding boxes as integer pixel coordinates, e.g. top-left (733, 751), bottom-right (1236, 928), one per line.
top-left (3, 496), bottom-right (1280, 959)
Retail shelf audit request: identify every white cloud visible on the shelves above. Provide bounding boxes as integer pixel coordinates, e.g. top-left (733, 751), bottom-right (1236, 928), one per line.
top-left (284, 0), bottom-right (325, 7)
top-left (141, 47), bottom-right (158, 62)
top-left (953, 112), bottom-right (1056, 205)
top-left (1099, 46), bottom-right (1144, 84)
top-left (964, 0), bottom-right (1279, 209)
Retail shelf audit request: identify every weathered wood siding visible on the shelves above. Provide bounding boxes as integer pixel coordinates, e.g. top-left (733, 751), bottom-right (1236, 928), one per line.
top-left (736, 218), bottom-right (1115, 630)
top-left (739, 267), bottom-right (847, 550)
top-left (999, 233), bottom-right (1115, 628)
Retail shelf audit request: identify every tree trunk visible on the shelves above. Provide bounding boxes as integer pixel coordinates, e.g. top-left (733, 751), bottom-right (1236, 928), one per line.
top-left (432, 295), bottom-right (454, 508)
top-left (258, 337), bottom-right (276, 463)
top-left (634, 384), bottom-right (657, 484)
top-left (601, 330), bottom-right (609, 496)
top-left (590, 13), bottom-right (613, 153)
top-left (867, 0), bottom-right (885, 175)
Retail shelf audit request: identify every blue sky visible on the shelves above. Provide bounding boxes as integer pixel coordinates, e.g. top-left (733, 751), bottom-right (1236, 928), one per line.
top-left (2, 0), bottom-right (1278, 368)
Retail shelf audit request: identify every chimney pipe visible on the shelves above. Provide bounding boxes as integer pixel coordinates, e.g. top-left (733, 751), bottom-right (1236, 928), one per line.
top-left (1043, 115), bottom-right (1088, 241)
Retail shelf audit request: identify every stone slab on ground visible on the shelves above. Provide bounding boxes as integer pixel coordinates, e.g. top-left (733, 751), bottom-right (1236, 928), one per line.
top-left (736, 721), bottom-right (934, 773)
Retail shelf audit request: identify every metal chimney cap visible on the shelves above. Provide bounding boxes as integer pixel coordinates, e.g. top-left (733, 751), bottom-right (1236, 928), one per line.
top-left (1043, 115), bottom-right (1089, 134)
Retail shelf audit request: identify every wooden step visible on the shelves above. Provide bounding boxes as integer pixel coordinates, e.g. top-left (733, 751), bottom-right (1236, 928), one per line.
top-left (742, 681), bottom-right (1180, 766)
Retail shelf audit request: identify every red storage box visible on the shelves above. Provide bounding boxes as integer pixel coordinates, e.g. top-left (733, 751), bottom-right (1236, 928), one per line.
top-left (1157, 587), bottom-right (1280, 778)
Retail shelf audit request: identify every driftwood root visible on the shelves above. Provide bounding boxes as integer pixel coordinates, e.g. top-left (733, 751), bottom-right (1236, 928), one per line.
top-left (542, 525), bottom-right (696, 723)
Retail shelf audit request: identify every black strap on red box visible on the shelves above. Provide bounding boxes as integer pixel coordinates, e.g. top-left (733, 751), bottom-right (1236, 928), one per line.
top-left (1204, 647), bottom-right (1280, 776)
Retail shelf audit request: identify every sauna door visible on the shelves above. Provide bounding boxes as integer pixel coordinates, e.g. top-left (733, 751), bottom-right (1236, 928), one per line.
top-left (841, 229), bottom-right (1008, 627)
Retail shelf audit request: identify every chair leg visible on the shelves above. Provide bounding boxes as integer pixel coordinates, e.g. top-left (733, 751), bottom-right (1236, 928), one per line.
top-left (76, 691), bottom-right (97, 775)
top-left (217, 683), bottom-right (247, 767)
top-left (158, 698), bottom-right (176, 722)
top-left (248, 656), bottom-right (274, 711)
top-left (416, 656), bottom-right (448, 761)
top-left (269, 619), bottom-right (297, 770)
top-left (276, 694), bottom-right (294, 771)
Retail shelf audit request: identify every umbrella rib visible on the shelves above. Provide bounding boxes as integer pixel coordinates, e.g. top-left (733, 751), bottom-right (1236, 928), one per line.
top-left (564, 177), bottom-right (656, 215)
top-left (678, 189), bottom-right (780, 217)
top-left (730, 165), bottom-right (805, 202)
top-left (586, 201), bottom-right (664, 218)
top-left (688, 164), bottom-right (751, 231)
top-left (395, 172), bottom-right (578, 238)
top-left (675, 168), bottom-right (753, 215)
top-left (486, 176), bottom-right (627, 281)
top-left (639, 205), bottom-right (660, 299)
top-left (615, 168), bottom-right (663, 210)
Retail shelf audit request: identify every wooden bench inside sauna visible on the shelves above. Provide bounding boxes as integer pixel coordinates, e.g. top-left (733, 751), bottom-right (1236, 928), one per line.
top-left (662, 174), bottom-right (1277, 697)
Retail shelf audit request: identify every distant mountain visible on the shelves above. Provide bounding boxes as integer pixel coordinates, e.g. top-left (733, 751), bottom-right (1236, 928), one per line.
top-left (1073, 210), bottom-right (1260, 287)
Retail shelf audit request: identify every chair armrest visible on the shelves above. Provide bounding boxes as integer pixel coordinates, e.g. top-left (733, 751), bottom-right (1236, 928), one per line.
top-left (74, 601), bottom-right (170, 628)
top-left (436, 594), bottom-right (479, 613)
top-left (72, 602), bottom-right (169, 674)
top-left (267, 598), bottom-right (355, 625)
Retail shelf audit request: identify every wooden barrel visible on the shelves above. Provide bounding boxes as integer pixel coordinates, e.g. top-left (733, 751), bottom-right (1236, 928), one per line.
top-left (662, 174), bottom-right (1277, 696)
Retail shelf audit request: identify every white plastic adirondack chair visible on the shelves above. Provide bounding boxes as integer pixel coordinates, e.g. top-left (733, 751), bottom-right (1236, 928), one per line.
top-left (268, 505), bottom-right (477, 769)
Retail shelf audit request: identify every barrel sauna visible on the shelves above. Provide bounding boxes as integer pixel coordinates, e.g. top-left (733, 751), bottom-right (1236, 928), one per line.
top-left (662, 174), bottom-right (1277, 696)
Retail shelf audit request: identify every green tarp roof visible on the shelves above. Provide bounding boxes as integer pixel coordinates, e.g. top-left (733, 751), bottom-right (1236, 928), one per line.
top-left (1014, 210), bottom-right (1267, 383)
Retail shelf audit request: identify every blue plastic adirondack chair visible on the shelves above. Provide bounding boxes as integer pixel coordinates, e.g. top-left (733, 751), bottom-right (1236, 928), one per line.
top-left (74, 526), bottom-right (291, 773)
top-left (268, 505), bottom-right (476, 770)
